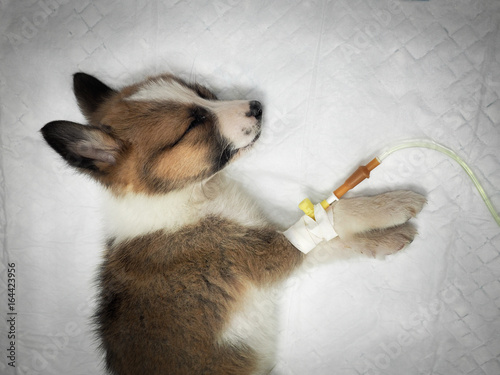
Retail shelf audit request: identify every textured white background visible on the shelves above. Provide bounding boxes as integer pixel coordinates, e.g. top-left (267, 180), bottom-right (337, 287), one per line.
top-left (1, 0), bottom-right (500, 374)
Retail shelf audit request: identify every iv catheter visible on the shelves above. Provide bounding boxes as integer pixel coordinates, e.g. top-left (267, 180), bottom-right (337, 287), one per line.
top-left (298, 139), bottom-right (500, 227)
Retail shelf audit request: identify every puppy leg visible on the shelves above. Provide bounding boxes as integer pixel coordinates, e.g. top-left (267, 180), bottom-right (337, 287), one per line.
top-left (332, 191), bottom-right (426, 237)
top-left (345, 222), bottom-right (417, 258)
top-left (304, 222), bottom-right (417, 267)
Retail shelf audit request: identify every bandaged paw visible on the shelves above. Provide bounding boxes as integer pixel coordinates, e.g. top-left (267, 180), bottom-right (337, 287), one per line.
top-left (283, 203), bottom-right (338, 254)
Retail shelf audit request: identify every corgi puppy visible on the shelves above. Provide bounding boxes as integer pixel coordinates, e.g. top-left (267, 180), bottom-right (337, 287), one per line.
top-left (41, 72), bottom-right (425, 375)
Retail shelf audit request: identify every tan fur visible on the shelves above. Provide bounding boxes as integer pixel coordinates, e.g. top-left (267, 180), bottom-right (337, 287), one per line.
top-left (96, 102), bottom-right (215, 193)
top-left (70, 73), bottom-right (227, 195)
top-left (332, 191), bottom-right (426, 238)
top-left (98, 218), bottom-right (302, 374)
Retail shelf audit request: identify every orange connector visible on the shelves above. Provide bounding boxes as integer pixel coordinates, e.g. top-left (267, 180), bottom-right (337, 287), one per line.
top-left (333, 157), bottom-right (380, 199)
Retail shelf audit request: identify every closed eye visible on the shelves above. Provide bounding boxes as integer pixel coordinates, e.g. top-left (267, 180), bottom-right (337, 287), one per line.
top-left (155, 106), bottom-right (212, 154)
top-left (163, 107), bottom-right (209, 150)
top-left (186, 106), bottom-right (210, 133)
top-left (186, 114), bottom-right (206, 133)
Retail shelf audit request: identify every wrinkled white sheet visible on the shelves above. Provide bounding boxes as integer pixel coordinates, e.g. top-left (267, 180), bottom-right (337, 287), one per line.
top-left (1, 0), bottom-right (499, 374)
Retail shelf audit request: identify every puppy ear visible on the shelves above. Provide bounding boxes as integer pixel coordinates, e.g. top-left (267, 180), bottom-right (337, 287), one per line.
top-left (41, 121), bottom-right (121, 172)
top-left (73, 73), bottom-right (116, 120)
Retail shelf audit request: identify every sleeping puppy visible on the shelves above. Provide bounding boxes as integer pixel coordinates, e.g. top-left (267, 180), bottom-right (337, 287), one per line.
top-left (41, 72), bottom-right (425, 375)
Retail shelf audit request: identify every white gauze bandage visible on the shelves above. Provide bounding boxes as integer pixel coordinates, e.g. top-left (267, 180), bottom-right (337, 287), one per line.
top-left (283, 203), bottom-right (338, 254)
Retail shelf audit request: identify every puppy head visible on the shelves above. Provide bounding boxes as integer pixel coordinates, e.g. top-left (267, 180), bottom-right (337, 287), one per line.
top-left (41, 73), bottom-right (262, 194)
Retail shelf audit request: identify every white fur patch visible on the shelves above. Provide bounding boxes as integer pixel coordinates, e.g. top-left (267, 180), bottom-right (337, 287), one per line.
top-left (219, 284), bottom-right (279, 374)
top-left (127, 78), bottom-right (260, 150)
top-left (101, 176), bottom-right (267, 243)
top-left (100, 186), bottom-right (201, 243)
top-left (211, 100), bottom-right (259, 149)
top-left (127, 78), bottom-right (201, 104)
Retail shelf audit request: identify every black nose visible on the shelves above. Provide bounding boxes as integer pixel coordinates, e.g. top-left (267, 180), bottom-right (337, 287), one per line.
top-left (247, 100), bottom-right (263, 120)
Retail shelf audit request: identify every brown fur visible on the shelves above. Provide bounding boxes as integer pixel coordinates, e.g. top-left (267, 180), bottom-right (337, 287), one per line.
top-left (97, 218), bottom-right (302, 375)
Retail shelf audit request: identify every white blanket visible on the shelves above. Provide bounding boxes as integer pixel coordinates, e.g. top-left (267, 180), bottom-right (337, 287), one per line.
top-left (1, 0), bottom-right (499, 374)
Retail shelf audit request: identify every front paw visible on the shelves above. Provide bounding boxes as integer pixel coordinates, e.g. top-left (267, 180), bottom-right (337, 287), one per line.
top-left (332, 190), bottom-right (426, 236)
top-left (353, 222), bottom-right (417, 259)
top-left (381, 190), bottom-right (427, 226)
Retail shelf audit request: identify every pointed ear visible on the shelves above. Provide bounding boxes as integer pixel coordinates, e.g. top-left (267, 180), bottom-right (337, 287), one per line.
top-left (41, 121), bottom-right (122, 172)
top-left (73, 73), bottom-right (116, 120)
